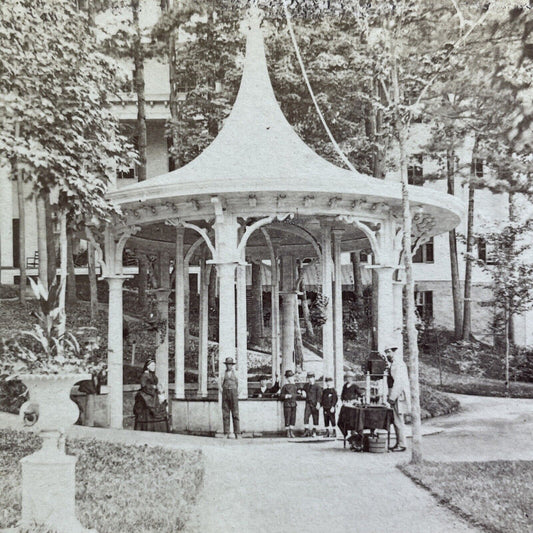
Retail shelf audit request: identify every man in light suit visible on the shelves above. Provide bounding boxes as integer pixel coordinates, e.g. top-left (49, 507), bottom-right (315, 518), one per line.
top-left (385, 346), bottom-right (411, 452)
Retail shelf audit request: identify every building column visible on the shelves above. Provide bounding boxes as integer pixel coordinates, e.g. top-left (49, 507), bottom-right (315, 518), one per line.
top-left (174, 227), bottom-right (185, 399)
top-left (198, 257), bottom-right (211, 397)
top-left (216, 262), bottom-right (237, 387)
top-left (369, 265), bottom-right (395, 352)
top-left (271, 256), bottom-right (280, 383)
top-left (321, 221), bottom-right (334, 380)
top-left (332, 229), bottom-right (344, 391)
top-left (280, 255), bottom-right (296, 380)
top-left (106, 276), bottom-right (126, 429)
top-left (393, 280), bottom-right (404, 357)
top-left (236, 262), bottom-right (248, 398)
top-left (0, 165), bottom-right (13, 282)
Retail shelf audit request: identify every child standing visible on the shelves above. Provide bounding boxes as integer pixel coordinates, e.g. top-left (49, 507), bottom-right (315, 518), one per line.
top-left (301, 371), bottom-right (321, 437)
top-left (321, 377), bottom-right (338, 438)
top-left (279, 369), bottom-right (298, 438)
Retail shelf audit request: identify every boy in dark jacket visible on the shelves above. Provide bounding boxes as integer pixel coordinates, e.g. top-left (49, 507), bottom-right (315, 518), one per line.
top-left (301, 371), bottom-right (322, 437)
top-left (279, 369), bottom-right (298, 438)
top-left (321, 376), bottom-right (338, 438)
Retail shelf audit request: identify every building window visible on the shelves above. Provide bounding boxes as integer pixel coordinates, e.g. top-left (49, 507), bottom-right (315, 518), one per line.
top-left (472, 158), bottom-right (484, 178)
top-left (168, 136), bottom-right (176, 172)
top-left (477, 238), bottom-right (496, 265)
top-left (415, 290), bottom-right (433, 320)
top-left (413, 237), bottom-right (434, 263)
top-left (12, 218), bottom-right (19, 268)
top-left (407, 154), bottom-right (424, 185)
top-left (117, 135), bottom-right (138, 180)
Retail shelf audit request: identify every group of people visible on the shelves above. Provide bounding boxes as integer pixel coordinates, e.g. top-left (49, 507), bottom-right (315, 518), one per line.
top-left (133, 345), bottom-right (412, 452)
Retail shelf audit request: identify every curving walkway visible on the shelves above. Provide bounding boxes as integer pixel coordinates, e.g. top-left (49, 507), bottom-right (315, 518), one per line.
top-left (3, 394), bottom-right (533, 532)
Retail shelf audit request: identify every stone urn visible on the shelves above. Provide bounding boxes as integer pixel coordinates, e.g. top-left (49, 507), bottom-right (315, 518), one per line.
top-left (18, 373), bottom-right (95, 533)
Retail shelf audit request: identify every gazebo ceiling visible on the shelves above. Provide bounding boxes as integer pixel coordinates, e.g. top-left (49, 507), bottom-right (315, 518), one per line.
top-left (108, 9), bottom-right (463, 240)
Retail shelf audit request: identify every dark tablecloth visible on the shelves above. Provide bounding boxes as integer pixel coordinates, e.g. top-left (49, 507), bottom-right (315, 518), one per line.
top-left (337, 405), bottom-right (393, 436)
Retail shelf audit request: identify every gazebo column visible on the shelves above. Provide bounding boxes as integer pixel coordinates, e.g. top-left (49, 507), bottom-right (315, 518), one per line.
top-left (332, 229), bottom-right (344, 391)
top-left (174, 227), bottom-right (185, 399)
top-left (321, 221), bottom-right (334, 380)
top-left (236, 262), bottom-right (248, 398)
top-left (106, 276), bottom-right (127, 429)
top-left (198, 257), bottom-right (211, 397)
top-left (369, 265), bottom-right (395, 352)
top-left (393, 280), bottom-right (405, 357)
top-left (249, 261), bottom-right (264, 345)
top-left (154, 288), bottom-right (171, 398)
top-left (154, 252), bottom-right (171, 399)
top-left (280, 255), bottom-right (296, 380)
top-left (271, 256), bottom-right (280, 383)
top-left (216, 262), bottom-right (237, 384)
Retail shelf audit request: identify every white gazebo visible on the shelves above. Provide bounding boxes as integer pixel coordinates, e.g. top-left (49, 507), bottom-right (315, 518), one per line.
top-left (96, 10), bottom-right (462, 434)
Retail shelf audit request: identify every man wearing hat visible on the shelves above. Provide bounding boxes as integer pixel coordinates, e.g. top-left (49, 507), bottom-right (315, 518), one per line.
top-left (221, 356), bottom-right (240, 438)
top-left (301, 371), bottom-right (322, 437)
top-left (384, 345), bottom-right (411, 452)
top-left (279, 369), bottom-right (298, 438)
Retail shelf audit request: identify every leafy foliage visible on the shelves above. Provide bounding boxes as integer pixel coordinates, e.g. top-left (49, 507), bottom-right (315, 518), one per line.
top-left (0, 0), bottom-right (135, 227)
top-left (0, 278), bottom-right (105, 376)
top-left (0, 430), bottom-right (205, 532)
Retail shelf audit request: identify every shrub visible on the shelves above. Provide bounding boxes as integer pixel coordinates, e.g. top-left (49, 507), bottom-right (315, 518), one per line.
top-left (0, 429), bottom-right (205, 533)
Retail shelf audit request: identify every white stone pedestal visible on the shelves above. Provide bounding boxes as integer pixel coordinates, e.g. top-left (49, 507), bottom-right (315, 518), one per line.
top-left (20, 432), bottom-right (94, 533)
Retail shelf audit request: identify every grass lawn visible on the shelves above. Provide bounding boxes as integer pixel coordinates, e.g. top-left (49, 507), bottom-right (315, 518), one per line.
top-left (400, 461), bottom-right (533, 533)
top-left (420, 361), bottom-right (533, 399)
top-left (0, 429), bottom-right (204, 532)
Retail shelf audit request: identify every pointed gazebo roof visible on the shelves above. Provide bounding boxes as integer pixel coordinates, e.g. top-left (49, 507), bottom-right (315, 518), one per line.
top-left (109, 10), bottom-right (462, 234)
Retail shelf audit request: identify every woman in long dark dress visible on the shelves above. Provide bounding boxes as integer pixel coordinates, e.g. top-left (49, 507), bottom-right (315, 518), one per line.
top-left (134, 359), bottom-right (169, 432)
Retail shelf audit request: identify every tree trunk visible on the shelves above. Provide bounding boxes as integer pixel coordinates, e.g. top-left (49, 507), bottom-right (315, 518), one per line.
top-left (447, 148), bottom-right (462, 338)
top-left (250, 261), bottom-right (264, 346)
top-left (44, 194), bottom-right (57, 288)
top-left (66, 230), bottom-right (77, 306)
top-left (462, 157), bottom-right (476, 340)
top-left (16, 157), bottom-right (26, 303)
top-left (294, 301), bottom-right (304, 370)
top-left (508, 193), bottom-right (516, 345)
top-left (132, 0), bottom-right (147, 182)
top-left (36, 196), bottom-right (48, 291)
top-left (392, 59), bottom-right (422, 464)
top-left (58, 213), bottom-right (68, 345)
top-left (88, 241), bottom-right (98, 322)
top-left (351, 251), bottom-right (364, 316)
top-left (504, 305), bottom-right (510, 396)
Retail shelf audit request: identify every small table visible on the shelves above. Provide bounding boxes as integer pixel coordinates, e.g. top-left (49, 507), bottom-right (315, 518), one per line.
top-left (337, 405), bottom-right (394, 449)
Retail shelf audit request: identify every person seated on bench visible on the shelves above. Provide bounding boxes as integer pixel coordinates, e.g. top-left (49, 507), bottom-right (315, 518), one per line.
top-left (254, 375), bottom-right (280, 398)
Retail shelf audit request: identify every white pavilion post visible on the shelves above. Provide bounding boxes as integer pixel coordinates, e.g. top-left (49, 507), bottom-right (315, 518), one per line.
top-left (271, 255), bottom-right (280, 383)
top-left (174, 227), bottom-right (185, 399)
top-left (321, 220), bottom-right (334, 380)
top-left (216, 262), bottom-right (237, 387)
top-left (280, 255), bottom-right (296, 380)
top-left (155, 251), bottom-right (171, 400)
top-left (198, 257), bottom-right (210, 397)
top-left (236, 261), bottom-right (248, 398)
top-left (369, 265), bottom-right (395, 352)
top-left (332, 229), bottom-right (344, 391)
top-left (106, 276), bottom-right (126, 429)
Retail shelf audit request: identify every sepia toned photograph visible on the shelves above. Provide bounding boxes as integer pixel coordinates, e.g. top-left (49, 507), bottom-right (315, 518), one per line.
top-left (0, 1), bottom-right (532, 532)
